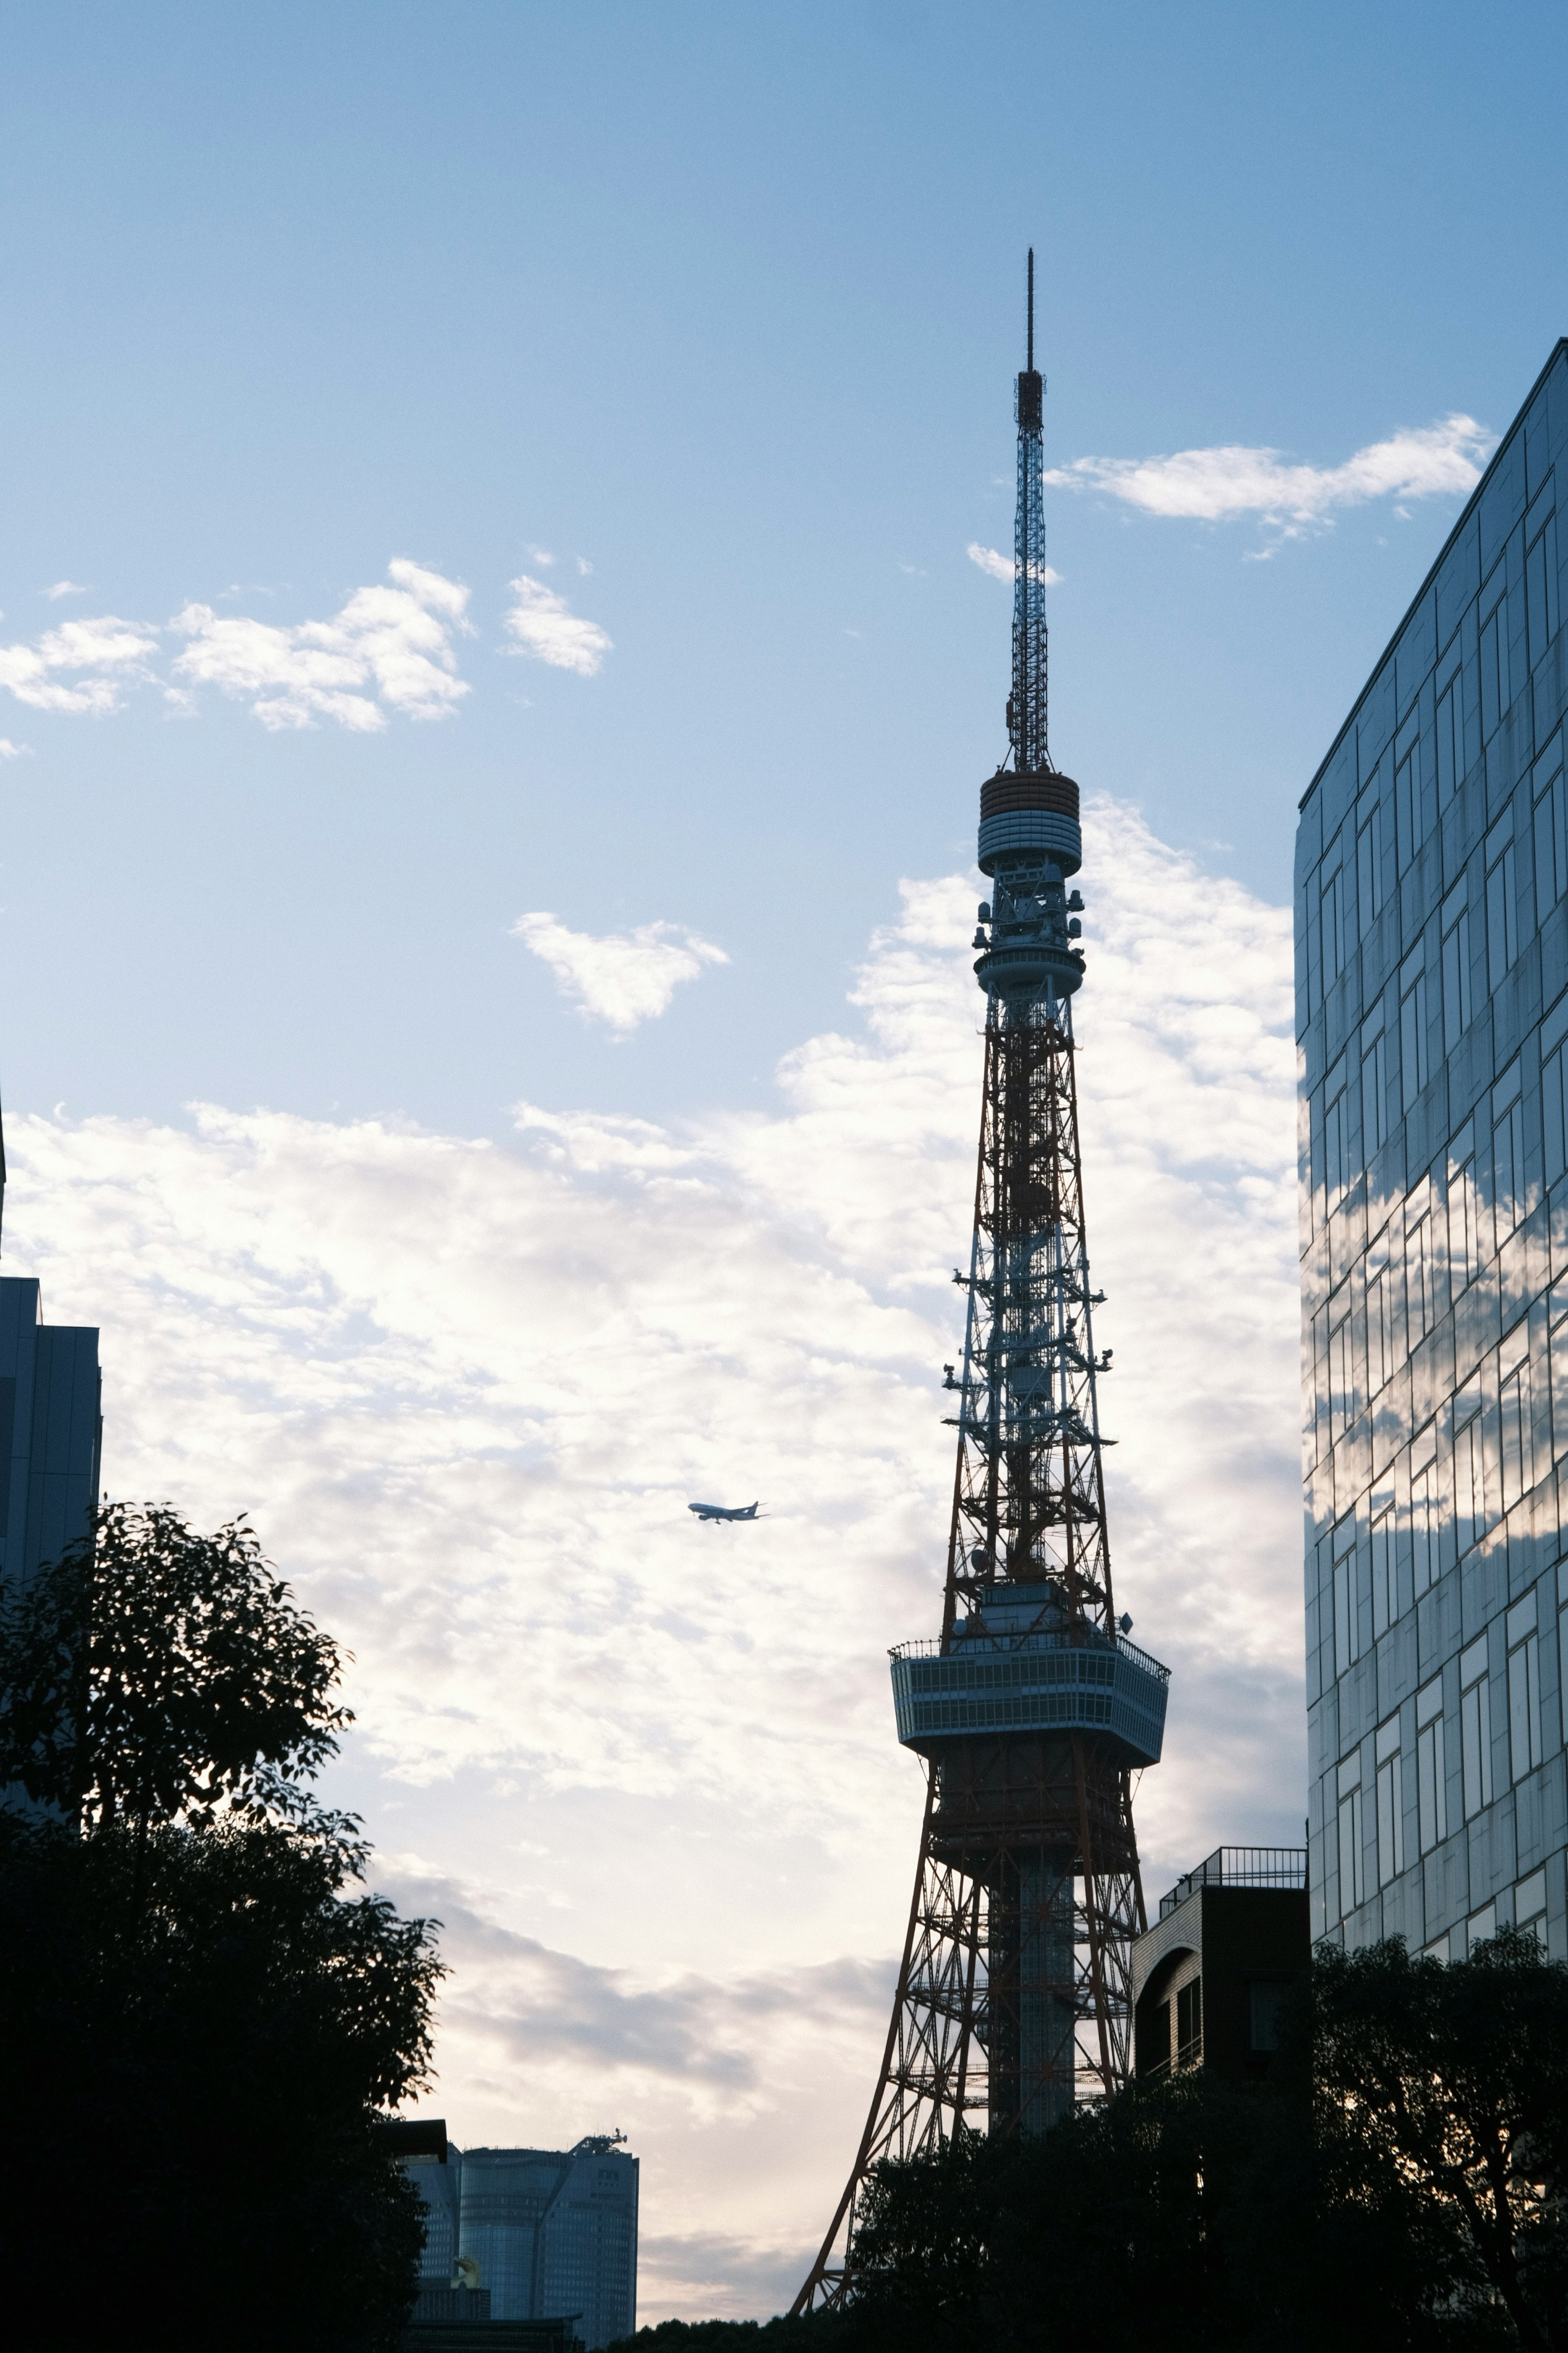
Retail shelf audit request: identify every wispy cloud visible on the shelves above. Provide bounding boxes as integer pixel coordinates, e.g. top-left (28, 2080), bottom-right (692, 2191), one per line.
top-left (967, 542), bottom-right (1061, 585)
top-left (1045, 412), bottom-right (1494, 539)
top-left (43, 579), bottom-right (89, 600)
top-left (0, 614), bottom-right (160, 715)
top-left (502, 574), bottom-right (612, 676)
top-left (170, 560), bottom-right (473, 731)
top-left (512, 911), bottom-right (728, 1034)
top-left (0, 738), bottom-right (32, 759)
top-left (2, 802), bottom-right (1298, 2316)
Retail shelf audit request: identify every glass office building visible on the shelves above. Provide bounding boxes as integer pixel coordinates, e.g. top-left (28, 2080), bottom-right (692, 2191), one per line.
top-left (457, 2138), bottom-right (637, 2349)
top-left (1300, 340), bottom-right (1568, 1960)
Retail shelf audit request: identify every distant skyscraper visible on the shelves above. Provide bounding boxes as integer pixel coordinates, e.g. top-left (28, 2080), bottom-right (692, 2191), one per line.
top-left (406, 2139), bottom-right (462, 2285)
top-left (1298, 341), bottom-right (1568, 1963)
top-left (457, 2137), bottom-right (637, 2350)
top-left (0, 1101), bottom-right (102, 1587)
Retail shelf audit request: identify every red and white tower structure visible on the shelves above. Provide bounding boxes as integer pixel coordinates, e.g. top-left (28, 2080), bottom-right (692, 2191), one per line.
top-left (794, 255), bottom-right (1170, 2311)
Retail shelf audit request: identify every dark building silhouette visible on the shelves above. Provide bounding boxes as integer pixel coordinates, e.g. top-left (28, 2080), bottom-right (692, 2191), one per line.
top-left (0, 1100), bottom-right (101, 1589)
top-left (1132, 1847), bottom-right (1309, 2079)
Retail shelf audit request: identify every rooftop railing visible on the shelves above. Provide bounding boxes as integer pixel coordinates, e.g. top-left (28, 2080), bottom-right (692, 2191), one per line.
top-left (1157, 1846), bottom-right (1306, 1919)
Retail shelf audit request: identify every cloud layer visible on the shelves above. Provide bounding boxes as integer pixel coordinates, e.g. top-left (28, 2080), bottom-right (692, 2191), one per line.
top-left (170, 560), bottom-right (473, 731)
top-left (511, 911), bottom-right (729, 1033)
top-left (503, 573), bottom-right (613, 675)
top-left (0, 559), bottom-right (618, 730)
top-left (1045, 412), bottom-right (1494, 536)
top-left (2, 798), bottom-right (1299, 2317)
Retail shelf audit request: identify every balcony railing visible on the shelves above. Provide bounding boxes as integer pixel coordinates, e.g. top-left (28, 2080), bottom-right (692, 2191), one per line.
top-left (1157, 1846), bottom-right (1306, 1920)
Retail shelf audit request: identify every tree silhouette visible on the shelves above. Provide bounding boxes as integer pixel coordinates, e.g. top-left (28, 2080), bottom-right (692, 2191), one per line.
top-left (0, 1502), bottom-right (362, 1871)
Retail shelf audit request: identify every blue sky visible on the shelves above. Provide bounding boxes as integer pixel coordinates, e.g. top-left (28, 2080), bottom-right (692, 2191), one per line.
top-left (4, 1), bottom-right (1566, 1138)
top-left (2, 1), bottom-right (1565, 2319)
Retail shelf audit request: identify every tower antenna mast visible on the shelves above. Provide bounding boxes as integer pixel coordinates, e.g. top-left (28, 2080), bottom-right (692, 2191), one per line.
top-left (1009, 247), bottom-right (1049, 776)
top-left (793, 258), bottom-right (1168, 2314)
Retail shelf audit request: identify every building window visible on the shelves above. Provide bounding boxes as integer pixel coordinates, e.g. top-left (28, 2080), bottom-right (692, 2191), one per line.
top-left (1394, 739), bottom-right (1422, 870)
top-left (1487, 828), bottom-right (1518, 993)
top-left (1361, 1024), bottom-right (1388, 1161)
top-left (1338, 1754), bottom-right (1365, 1916)
top-left (1436, 679), bottom-right (1459, 799)
top-left (1375, 1716), bottom-right (1404, 1886)
top-left (1508, 1591), bottom-right (1543, 1781)
top-left (1528, 512), bottom-right (1560, 673)
top-left (1175, 1976), bottom-right (1203, 2066)
top-left (1494, 1067), bottom-right (1526, 1248)
top-left (1321, 859), bottom-right (1346, 985)
top-left (1481, 579), bottom-right (1512, 742)
top-left (1328, 1298), bottom-right (1355, 1447)
top-left (1371, 1509), bottom-right (1395, 1638)
top-left (1551, 1279), bottom-right (1568, 1463)
top-left (1406, 1206), bottom-right (1434, 1349)
top-left (1248, 1979), bottom-right (1290, 2053)
top-left (1535, 742), bottom-right (1566, 930)
top-left (1516, 1868), bottom-right (1548, 1948)
top-left (1452, 1375), bottom-right (1485, 1558)
top-left (1417, 1675), bottom-right (1447, 1853)
top-left (1367, 1229), bottom-right (1396, 1394)
top-left (1448, 1125), bottom-right (1480, 1297)
top-left (1323, 1070), bottom-right (1349, 1223)
top-left (1500, 1346), bottom-right (1534, 1513)
top-left (1401, 965), bottom-right (1430, 1111)
top-left (1546, 1020), bottom-right (1568, 1192)
top-left (1461, 1636), bottom-right (1493, 1820)
top-left (1409, 1455), bottom-right (1437, 1598)
top-left (1442, 891), bottom-right (1472, 1054)
top-left (1358, 803), bottom-right (1383, 938)
top-left (1332, 1518), bottom-right (1359, 1677)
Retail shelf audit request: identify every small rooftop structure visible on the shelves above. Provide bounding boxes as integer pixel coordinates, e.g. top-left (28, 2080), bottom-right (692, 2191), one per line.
top-left (1136, 1846), bottom-right (1309, 2080)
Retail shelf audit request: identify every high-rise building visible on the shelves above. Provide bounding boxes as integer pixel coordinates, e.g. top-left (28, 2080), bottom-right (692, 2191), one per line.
top-left (456, 2138), bottom-right (637, 2350)
top-left (1299, 340), bottom-right (1568, 1962)
top-left (403, 2136), bottom-right (463, 2286)
top-left (0, 1103), bottom-right (102, 1588)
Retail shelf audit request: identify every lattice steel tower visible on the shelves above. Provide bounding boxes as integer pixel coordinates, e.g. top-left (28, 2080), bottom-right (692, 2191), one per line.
top-left (793, 255), bottom-right (1171, 2313)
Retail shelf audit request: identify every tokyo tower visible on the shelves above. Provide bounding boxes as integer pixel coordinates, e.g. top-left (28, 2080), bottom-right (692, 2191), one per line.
top-left (793, 255), bottom-right (1171, 2312)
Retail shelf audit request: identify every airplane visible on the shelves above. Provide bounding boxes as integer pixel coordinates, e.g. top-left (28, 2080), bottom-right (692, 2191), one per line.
top-left (687, 1500), bottom-right (761, 1523)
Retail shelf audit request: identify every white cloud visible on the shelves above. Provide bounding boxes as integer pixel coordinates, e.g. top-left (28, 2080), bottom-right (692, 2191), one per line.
top-left (0, 738), bottom-right (32, 758)
top-left (2, 800), bottom-right (1298, 2317)
top-left (967, 542), bottom-right (1062, 585)
top-left (512, 911), bottom-right (728, 1034)
top-left (170, 559), bottom-right (472, 732)
top-left (502, 574), bottom-right (612, 676)
top-left (1045, 412), bottom-right (1494, 537)
top-left (0, 613), bottom-right (161, 715)
top-left (575, 556), bottom-right (594, 576)
top-left (43, 579), bottom-right (88, 599)
top-left (526, 545), bottom-right (556, 567)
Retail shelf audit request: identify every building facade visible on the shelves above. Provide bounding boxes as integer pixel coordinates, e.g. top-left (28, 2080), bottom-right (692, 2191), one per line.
top-left (0, 1113), bottom-right (102, 1589)
top-left (1131, 1847), bottom-right (1309, 2078)
top-left (457, 2139), bottom-right (637, 2350)
top-left (1299, 340), bottom-right (1568, 1961)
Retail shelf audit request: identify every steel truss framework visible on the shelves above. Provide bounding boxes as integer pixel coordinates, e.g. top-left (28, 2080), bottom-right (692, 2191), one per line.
top-left (793, 994), bottom-right (1147, 2313)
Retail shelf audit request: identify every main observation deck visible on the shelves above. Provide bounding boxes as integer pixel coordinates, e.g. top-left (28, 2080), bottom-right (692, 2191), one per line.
top-left (890, 1584), bottom-right (1169, 1769)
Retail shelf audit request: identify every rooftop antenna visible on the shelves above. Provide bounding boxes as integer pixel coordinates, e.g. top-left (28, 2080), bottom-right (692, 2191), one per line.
top-left (1027, 246), bottom-right (1034, 372)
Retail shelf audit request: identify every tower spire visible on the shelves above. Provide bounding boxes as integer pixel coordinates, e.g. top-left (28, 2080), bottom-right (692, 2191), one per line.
top-left (1008, 248), bottom-right (1050, 776)
top-left (793, 270), bottom-right (1167, 2316)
